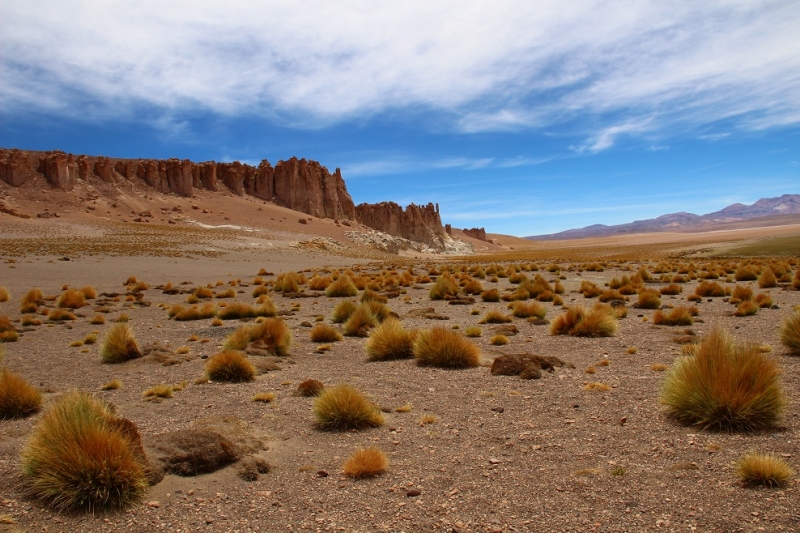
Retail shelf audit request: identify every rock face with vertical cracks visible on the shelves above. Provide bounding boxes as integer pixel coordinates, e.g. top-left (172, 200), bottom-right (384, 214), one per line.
top-left (355, 201), bottom-right (447, 250)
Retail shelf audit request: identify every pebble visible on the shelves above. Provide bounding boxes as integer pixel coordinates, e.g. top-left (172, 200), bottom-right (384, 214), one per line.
top-left (406, 489), bottom-right (421, 497)
top-left (147, 501), bottom-right (160, 508)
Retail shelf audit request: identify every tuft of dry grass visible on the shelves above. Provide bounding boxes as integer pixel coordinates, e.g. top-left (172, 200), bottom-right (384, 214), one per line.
top-left (510, 301), bottom-right (546, 319)
top-left (651, 364), bottom-right (669, 371)
top-left (730, 284), bottom-right (753, 304)
top-left (429, 272), bottom-right (460, 300)
top-left (734, 300), bottom-right (759, 317)
top-left (252, 392), bottom-right (276, 403)
top-left (331, 300), bottom-right (358, 324)
top-left (365, 318), bottom-right (414, 361)
top-left (310, 324), bottom-right (343, 343)
top-left (480, 289), bottom-right (500, 302)
top-left (413, 327), bottom-right (481, 369)
top-left (47, 309), bottom-right (76, 322)
top-left (0, 287), bottom-right (9, 302)
top-left (143, 384), bottom-right (173, 399)
top-left (89, 314), bottom-right (106, 325)
top-left (627, 346), bottom-right (638, 354)
top-left (100, 380), bottom-right (122, 391)
top-left (56, 289), bottom-right (86, 309)
top-left (342, 447), bottom-right (388, 478)
top-left (0, 368), bottom-right (42, 419)
top-left (755, 293), bottom-right (773, 308)
top-left (21, 391), bottom-right (148, 511)
top-left (20, 288), bottom-right (43, 314)
top-left (780, 310), bottom-right (800, 355)
top-left (464, 326), bottom-right (482, 338)
top-left (583, 382), bottom-right (611, 391)
top-left (660, 284), bottom-right (683, 295)
top-left (297, 379), bottom-right (325, 397)
top-left (313, 384), bottom-right (384, 430)
top-left (490, 334), bottom-right (509, 346)
top-left (479, 310), bottom-right (512, 324)
top-left (21, 315), bottom-right (42, 326)
top-left (79, 286), bottom-right (97, 299)
top-left (634, 288), bottom-right (661, 309)
top-left (395, 404), bottom-right (412, 413)
top-left (205, 350), bottom-right (256, 382)
top-left (551, 304), bottom-right (618, 337)
top-left (100, 324), bottom-right (142, 364)
top-left (224, 318), bottom-right (292, 356)
top-left (660, 327), bottom-right (785, 431)
top-left (325, 275), bottom-right (358, 297)
top-left (695, 281), bottom-right (727, 298)
top-left (216, 301), bottom-right (276, 320)
top-left (343, 304), bottom-right (379, 337)
top-left (757, 267), bottom-right (777, 289)
top-left (653, 306), bottom-right (694, 326)
top-left (736, 453), bottom-right (794, 487)
top-left (419, 413), bottom-right (438, 425)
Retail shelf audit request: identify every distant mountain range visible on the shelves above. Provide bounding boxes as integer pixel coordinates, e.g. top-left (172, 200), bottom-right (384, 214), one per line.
top-left (526, 194), bottom-right (800, 240)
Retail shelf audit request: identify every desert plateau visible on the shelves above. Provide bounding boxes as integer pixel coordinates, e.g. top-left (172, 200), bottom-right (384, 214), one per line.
top-left (0, 148), bottom-right (798, 533)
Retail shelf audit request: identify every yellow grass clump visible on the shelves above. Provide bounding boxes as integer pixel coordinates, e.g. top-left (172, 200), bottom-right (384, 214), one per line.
top-left (205, 350), bottom-right (256, 382)
top-left (550, 304), bottom-right (618, 337)
top-left (343, 304), bottom-right (379, 337)
top-left (325, 275), bottom-right (358, 297)
top-left (297, 379), bottom-right (325, 397)
top-left (310, 324), bottom-right (343, 343)
top-left (634, 288), bottom-right (661, 309)
top-left (733, 300), bottom-right (759, 317)
top-left (757, 267), bottom-right (777, 288)
top-left (413, 327), bottom-right (481, 369)
top-left (736, 453), bottom-right (794, 487)
top-left (479, 310), bottom-right (512, 324)
top-left (313, 384), bottom-right (384, 430)
top-left (0, 368), bottom-right (42, 419)
top-left (365, 318), bottom-right (414, 361)
top-left (21, 391), bottom-right (149, 511)
top-left (480, 289), bottom-right (500, 302)
top-left (224, 318), bottom-right (292, 356)
top-left (780, 310), bottom-right (800, 355)
top-left (0, 287), bottom-right (9, 302)
top-left (490, 334), bottom-right (509, 346)
top-left (652, 306), bottom-right (694, 326)
top-left (511, 301), bottom-right (546, 319)
top-left (343, 447), bottom-right (389, 478)
top-left (100, 324), bottom-right (142, 364)
top-left (660, 327), bottom-right (785, 431)
top-left (331, 300), bottom-right (357, 324)
top-left (429, 272), bottom-right (459, 300)
top-left (20, 288), bottom-right (43, 314)
top-left (56, 289), bottom-right (86, 309)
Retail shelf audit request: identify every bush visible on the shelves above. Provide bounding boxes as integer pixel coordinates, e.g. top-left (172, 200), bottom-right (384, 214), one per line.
top-left (325, 275), bottom-right (358, 297)
top-left (551, 304), bottom-right (618, 337)
top-left (365, 318), bottom-right (414, 361)
top-left (223, 318), bottom-right (292, 356)
top-left (274, 272), bottom-right (304, 293)
top-left (464, 326), bottom-right (482, 337)
top-left (660, 327), bottom-right (785, 431)
top-left (100, 324), bottom-right (142, 364)
top-left (733, 300), bottom-right (759, 317)
top-left (297, 379), bottom-right (325, 397)
top-left (634, 288), bottom-right (661, 309)
top-left (331, 300), bottom-right (357, 324)
top-left (216, 301), bottom-right (276, 320)
top-left (206, 350), bottom-right (256, 382)
top-left (579, 281), bottom-right (602, 298)
top-left (660, 284), bottom-right (683, 295)
top-left (757, 267), bottom-right (777, 288)
top-left (310, 324), bottom-right (342, 343)
top-left (360, 289), bottom-right (387, 303)
top-left (736, 453), bottom-right (794, 487)
top-left (0, 287), bottom-right (8, 302)
top-left (511, 301), bottom-right (546, 319)
top-left (734, 266), bottom-right (757, 281)
top-left (695, 281), bottom-right (726, 297)
top-left (780, 311), bottom-right (800, 355)
top-left (343, 304), bottom-right (378, 337)
top-left (307, 275), bottom-right (332, 291)
top-left (0, 368), bottom-right (42, 419)
top-left (313, 384), bottom-right (384, 430)
top-left (343, 447), bottom-right (388, 478)
top-left (429, 273), bottom-right (459, 300)
top-left (652, 306), bottom-right (694, 326)
top-left (479, 310), bottom-right (512, 324)
top-left (755, 293), bottom-right (773, 308)
top-left (490, 334), bottom-right (509, 346)
top-left (56, 289), bottom-right (86, 309)
top-left (20, 288), bottom-right (43, 314)
top-left (21, 391), bottom-right (149, 511)
top-left (730, 284), bottom-right (753, 304)
top-left (480, 289), bottom-right (500, 302)
top-left (413, 328), bottom-right (481, 369)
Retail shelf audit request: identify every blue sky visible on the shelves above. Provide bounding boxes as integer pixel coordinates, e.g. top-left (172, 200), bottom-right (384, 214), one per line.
top-left (2, 1), bottom-right (798, 236)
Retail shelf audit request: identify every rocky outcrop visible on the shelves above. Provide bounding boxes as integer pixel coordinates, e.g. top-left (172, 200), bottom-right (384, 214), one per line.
top-left (463, 227), bottom-right (487, 241)
top-left (354, 201), bottom-right (448, 250)
top-left (0, 149), bottom-right (356, 222)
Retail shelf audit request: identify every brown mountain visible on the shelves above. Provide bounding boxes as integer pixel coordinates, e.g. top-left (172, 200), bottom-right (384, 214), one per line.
top-left (526, 194), bottom-right (800, 240)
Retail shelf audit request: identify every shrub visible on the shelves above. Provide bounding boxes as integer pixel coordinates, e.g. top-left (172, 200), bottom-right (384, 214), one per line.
top-left (462, 278), bottom-right (484, 295)
top-left (343, 447), bottom-right (388, 478)
top-left (216, 301), bottom-right (276, 320)
top-left (0, 287), bottom-right (9, 302)
top-left (313, 384), bottom-right (384, 430)
top-left (757, 267), bottom-right (777, 288)
top-left (730, 284), bottom-right (753, 304)
top-left (598, 289), bottom-right (625, 303)
top-left (307, 275), bottom-right (333, 291)
top-left (634, 288), bottom-right (661, 309)
top-left (490, 334), bottom-right (509, 346)
top-left (479, 310), bottom-right (512, 324)
top-left (224, 318), bottom-right (292, 356)
top-left (695, 281), bottom-right (726, 297)
top-left (652, 306), bottom-right (694, 326)
top-left (583, 382), bottom-right (611, 391)
top-left (47, 309), bottom-right (76, 321)
top-left (20, 288), bottom-right (44, 313)
top-left (734, 300), bottom-right (759, 317)
top-left (343, 304), bottom-right (378, 337)
top-left (193, 286), bottom-right (214, 299)
top-left (755, 293), bottom-right (773, 308)
top-left (252, 392), bottom-right (276, 403)
top-left (429, 272), bottom-right (459, 300)
top-left (551, 304), bottom-right (618, 337)
top-left (464, 326), bottom-right (482, 338)
top-left (736, 453), bottom-right (794, 487)
top-left (171, 303), bottom-right (217, 321)
top-left (360, 289), bottom-right (387, 303)
top-left (660, 327), bottom-right (785, 431)
top-left (331, 300), bottom-right (357, 323)
top-left (480, 289), bottom-right (500, 302)
top-left (143, 384), bottom-right (173, 399)
top-left (660, 284), bottom-right (683, 296)
top-left (413, 328), bottom-right (480, 368)
top-left (365, 318), bottom-right (413, 361)
top-left (21, 391), bottom-right (148, 511)
top-left (297, 379), bottom-right (324, 397)
top-left (56, 289), bottom-right (85, 309)
top-left (511, 301), bottom-right (546, 319)
top-left (325, 275), bottom-right (358, 297)
top-left (21, 315), bottom-right (42, 326)
top-left (89, 314), bottom-right (106, 325)
top-left (310, 324), bottom-right (342, 343)
top-left (364, 300), bottom-right (391, 322)
top-left (780, 311), bottom-right (800, 355)
top-left (579, 281), bottom-right (602, 298)
top-left (274, 272), bottom-right (304, 293)
top-left (79, 286), bottom-right (97, 299)
top-left (734, 266), bottom-right (757, 281)
top-left (101, 380), bottom-right (122, 391)
top-left (206, 350), bottom-right (256, 382)
top-left (0, 368), bottom-right (42, 419)
top-left (100, 324), bottom-right (142, 364)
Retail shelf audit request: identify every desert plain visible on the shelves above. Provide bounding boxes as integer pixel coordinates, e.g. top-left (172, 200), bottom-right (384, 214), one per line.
top-left (1, 185), bottom-right (799, 533)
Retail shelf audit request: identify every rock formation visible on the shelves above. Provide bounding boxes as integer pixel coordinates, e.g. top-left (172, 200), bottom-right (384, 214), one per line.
top-left (462, 227), bottom-right (487, 241)
top-left (355, 201), bottom-right (447, 250)
top-left (0, 149), bottom-right (355, 222)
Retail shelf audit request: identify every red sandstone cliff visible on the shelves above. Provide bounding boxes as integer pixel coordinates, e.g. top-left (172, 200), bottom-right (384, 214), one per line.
top-left (355, 201), bottom-right (447, 249)
top-left (462, 227), bottom-right (487, 241)
top-left (0, 149), bottom-right (355, 221)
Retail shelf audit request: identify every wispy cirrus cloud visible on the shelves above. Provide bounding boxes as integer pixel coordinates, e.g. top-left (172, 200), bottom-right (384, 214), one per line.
top-left (2, 1), bottom-right (799, 148)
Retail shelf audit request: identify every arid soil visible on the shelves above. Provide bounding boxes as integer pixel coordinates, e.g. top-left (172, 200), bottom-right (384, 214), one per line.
top-left (1, 213), bottom-right (799, 533)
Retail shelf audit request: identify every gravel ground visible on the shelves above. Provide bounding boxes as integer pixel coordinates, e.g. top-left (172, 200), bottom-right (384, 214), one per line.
top-left (1, 244), bottom-right (798, 533)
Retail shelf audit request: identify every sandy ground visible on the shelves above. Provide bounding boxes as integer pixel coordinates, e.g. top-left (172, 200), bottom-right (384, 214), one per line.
top-left (0, 209), bottom-right (798, 533)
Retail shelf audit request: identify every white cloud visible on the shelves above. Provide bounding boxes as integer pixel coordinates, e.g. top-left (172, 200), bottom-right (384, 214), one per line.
top-left (2, 1), bottom-right (799, 143)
